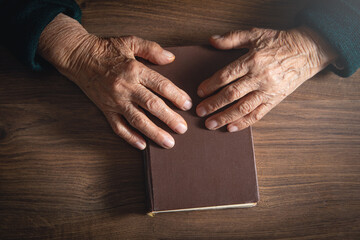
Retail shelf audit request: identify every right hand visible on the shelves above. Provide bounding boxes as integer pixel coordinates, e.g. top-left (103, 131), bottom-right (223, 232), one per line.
top-left (38, 14), bottom-right (192, 150)
top-left (196, 27), bottom-right (337, 132)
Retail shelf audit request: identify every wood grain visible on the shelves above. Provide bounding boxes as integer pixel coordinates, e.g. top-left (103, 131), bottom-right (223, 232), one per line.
top-left (1, 0), bottom-right (359, 239)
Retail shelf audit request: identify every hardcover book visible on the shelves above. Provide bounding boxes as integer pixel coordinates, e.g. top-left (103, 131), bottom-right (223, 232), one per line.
top-left (144, 46), bottom-right (259, 215)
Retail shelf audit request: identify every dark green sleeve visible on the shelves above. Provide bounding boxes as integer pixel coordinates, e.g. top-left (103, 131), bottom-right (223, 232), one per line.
top-left (297, 0), bottom-right (360, 77)
top-left (0, 0), bottom-right (81, 71)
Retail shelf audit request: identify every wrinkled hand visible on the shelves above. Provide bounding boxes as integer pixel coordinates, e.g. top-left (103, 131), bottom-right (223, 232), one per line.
top-left (196, 27), bottom-right (337, 132)
top-left (38, 14), bottom-right (192, 150)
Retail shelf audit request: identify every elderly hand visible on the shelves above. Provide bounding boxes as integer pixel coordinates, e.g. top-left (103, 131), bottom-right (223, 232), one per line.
top-left (196, 26), bottom-right (338, 132)
top-left (38, 14), bottom-right (192, 150)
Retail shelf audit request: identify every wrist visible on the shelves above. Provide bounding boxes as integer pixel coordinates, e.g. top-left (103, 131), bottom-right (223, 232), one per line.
top-left (37, 13), bottom-right (93, 81)
top-left (292, 26), bottom-right (338, 68)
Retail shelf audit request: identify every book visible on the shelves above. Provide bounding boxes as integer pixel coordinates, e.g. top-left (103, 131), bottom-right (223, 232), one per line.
top-left (143, 46), bottom-right (259, 215)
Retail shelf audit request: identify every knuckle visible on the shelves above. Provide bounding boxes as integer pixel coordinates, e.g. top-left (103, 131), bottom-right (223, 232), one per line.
top-left (120, 102), bottom-right (132, 115)
top-left (252, 51), bottom-right (261, 63)
top-left (110, 78), bottom-right (121, 92)
top-left (219, 69), bottom-right (231, 84)
top-left (242, 118), bottom-right (253, 128)
top-left (249, 27), bottom-right (263, 40)
top-left (122, 35), bottom-right (138, 49)
top-left (148, 40), bottom-right (160, 50)
top-left (113, 125), bottom-right (128, 140)
top-left (247, 75), bottom-right (260, 89)
top-left (150, 129), bottom-right (162, 142)
top-left (125, 60), bottom-right (139, 74)
top-left (164, 113), bottom-right (179, 127)
top-left (127, 35), bottom-right (137, 43)
top-left (129, 113), bottom-right (147, 129)
top-left (224, 85), bottom-right (240, 101)
top-left (253, 112), bottom-right (262, 121)
top-left (227, 30), bottom-right (237, 37)
top-left (231, 61), bottom-right (247, 78)
top-left (218, 113), bottom-right (234, 125)
top-left (111, 122), bottom-right (134, 142)
top-left (145, 97), bottom-right (162, 112)
top-left (113, 127), bottom-right (123, 137)
top-left (130, 86), bottom-right (144, 100)
top-left (206, 104), bottom-right (216, 114)
top-left (201, 101), bottom-right (218, 114)
top-left (117, 129), bottom-right (137, 144)
top-left (238, 101), bottom-right (252, 114)
top-left (236, 60), bottom-right (247, 73)
top-left (250, 27), bottom-right (260, 33)
top-left (262, 69), bottom-right (270, 79)
top-left (228, 30), bottom-right (242, 40)
top-left (146, 69), bottom-right (158, 82)
top-left (158, 80), bottom-right (173, 93)
top-left (253, 91), bottom-right (264, 103)
top-left (262, 68), bottom-right (274, 80)
top-left (125, 133), bottom-right (138, 144)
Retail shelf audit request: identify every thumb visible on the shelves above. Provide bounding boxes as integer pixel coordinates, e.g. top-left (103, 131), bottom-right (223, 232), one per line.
top-left (209, 29), bottom-right (255, 50)
top-left (128, 36), bottom-right (175, 65)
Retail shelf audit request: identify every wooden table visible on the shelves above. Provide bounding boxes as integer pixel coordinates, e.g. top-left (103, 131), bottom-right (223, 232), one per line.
top-left (1, 1), bottom-right (359, 239)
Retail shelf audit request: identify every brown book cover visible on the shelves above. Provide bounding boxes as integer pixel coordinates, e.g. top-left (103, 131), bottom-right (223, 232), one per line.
top-left (143, 46), bottom-right (259, 215)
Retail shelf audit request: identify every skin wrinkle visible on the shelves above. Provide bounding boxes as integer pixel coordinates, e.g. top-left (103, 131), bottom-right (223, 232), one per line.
top-left (37, 13), bottom-right (339, 148)
top-left (230, 61), bottom-right (246, 81)
top-left (38, 13), bottom-right (191, 149)
top-left (199, 26), bottom-right (338, 131)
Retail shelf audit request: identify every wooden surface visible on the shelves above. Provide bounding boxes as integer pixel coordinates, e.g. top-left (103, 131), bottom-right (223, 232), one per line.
top-left (1, 0), bottom-right (359, 239)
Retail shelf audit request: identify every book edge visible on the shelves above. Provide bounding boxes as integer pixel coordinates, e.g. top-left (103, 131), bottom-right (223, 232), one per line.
top-left (143, 139), bottom-right (155, 213)
top-left (249, 126), bottom-right (260, 202)
top-left (147, 202), bottom-right (257, 216)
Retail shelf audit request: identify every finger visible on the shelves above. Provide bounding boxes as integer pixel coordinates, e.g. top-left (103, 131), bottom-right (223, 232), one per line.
top-left (121, 104), bottom-right (175, 149)
top-left (227, 103), bottom-right (273, 132)
top-left (204, 91), bottom-right (265, 130)
top-left (209, 29), bottom-right (256, 50)
top-left (126, 35), bottom-right (175, 65)
top-left (104, 111), bottom-right (146, 150)
top-left (140, 66), bottom-right (192, 111)
top-left (196, 76), bottom-right (257, 117)
top-left (132, 87), bottom-right (188, 134)
top-left (197, 54), bottom-right (252, 97)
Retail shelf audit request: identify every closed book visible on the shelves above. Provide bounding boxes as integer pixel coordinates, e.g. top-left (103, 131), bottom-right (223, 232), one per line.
top-left (143, 46), bottom-right (259, 215)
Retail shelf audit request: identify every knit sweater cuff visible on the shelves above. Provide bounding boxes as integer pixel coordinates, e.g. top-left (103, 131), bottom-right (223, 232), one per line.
top-left (296, 0), bottom-right (360, 77)
top-left (2, 1), bottom-right (81, 71)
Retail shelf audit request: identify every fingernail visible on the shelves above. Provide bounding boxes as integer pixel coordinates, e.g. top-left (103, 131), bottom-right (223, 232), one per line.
top-left (162, 50), bottom-right (175, 60)
top-left (135, 141), bottom-right (146, 150)
top-left (174, 123), bottom-right (187, 134)
top-left (197, 89), bottom-right (204, 97)
top-left (228, 126), bottom-right (239, 132)
top-left (163, 136), bottom-right (175, 148)
top-left (196, 106), bottom-right (207, 117)
top-left (212, 35), bottom-right (222, 39)
top-left (183, 100), bottom-right (192, 110)
top-left (206, 120), bottom-right (218, 129)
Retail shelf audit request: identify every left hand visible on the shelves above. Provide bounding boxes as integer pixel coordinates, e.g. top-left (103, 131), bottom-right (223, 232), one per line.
top-left (37, 13), bottom-right (192, 150)
top-left (196, 26), bottom-right (337, 132)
